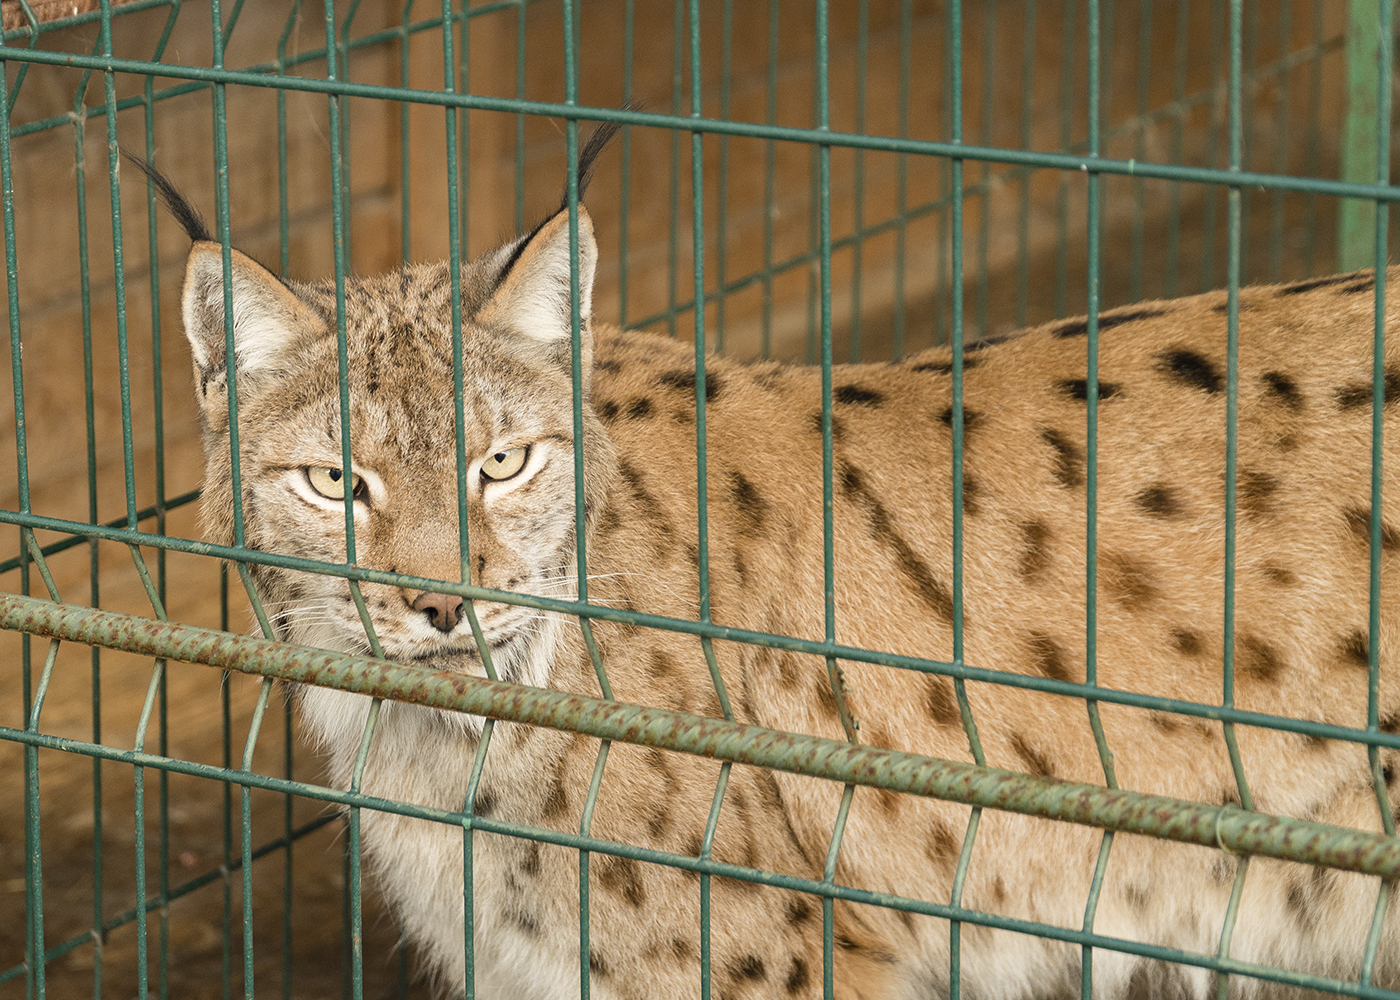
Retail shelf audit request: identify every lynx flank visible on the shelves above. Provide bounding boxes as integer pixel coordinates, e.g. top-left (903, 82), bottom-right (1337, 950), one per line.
top-left (149, 130), bottom-right (1400, 998)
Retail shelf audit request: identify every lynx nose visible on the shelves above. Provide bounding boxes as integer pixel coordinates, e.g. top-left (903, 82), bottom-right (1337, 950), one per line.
top-left (411, 592), bottom-right (463, 633)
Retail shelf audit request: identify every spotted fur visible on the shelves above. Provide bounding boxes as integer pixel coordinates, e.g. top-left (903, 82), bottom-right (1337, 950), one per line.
top-left (164, 149), bottom-right (1400, 996)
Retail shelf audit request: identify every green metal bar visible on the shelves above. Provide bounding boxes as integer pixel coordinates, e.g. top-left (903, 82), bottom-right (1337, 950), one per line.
top-left (0, 44), bottom-right (1385, 199)
top-left (0, 489), bottom-right (200, 576)
top-left (460, 717), bottom-right (495, 999)
top-left (14, 506), bottom-right (1400, 755)
top-left (15, 593), bottom-right (1400, 886)
top-left (241, 678), bottom-right (274, 998)
top-left (1339, 0), bottom-right (1383, 271)
top-left (760, 0), bottom-right (777, 359)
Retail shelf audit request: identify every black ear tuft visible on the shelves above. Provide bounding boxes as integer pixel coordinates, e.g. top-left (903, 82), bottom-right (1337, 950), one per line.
top-left (122, 148), bottom-right (213, 244)
top-left (559, 117), bottom-right (623, 213)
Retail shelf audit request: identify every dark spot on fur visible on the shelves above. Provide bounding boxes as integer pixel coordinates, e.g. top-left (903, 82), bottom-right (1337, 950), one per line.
top-left (730, 956), bottom-right (766, 982)
top-left (595, 855), bottom-right (646, 908)
top-left (625, 397), bottom-right (654, 420)
top-left (1335, 366), bottom-right (1400, 410)
top-left (1340, 629), bottom-right (1370, 668)
top-left (809, 410), bottom-right (847, 443)
top-left (588, 949), bottom-right (610, 978)
top-left (1027, 633), bottom-right (1073, 683)
top-left (1386, 764), bottom-right (1397, 788)
top-left (1239, 635), bottom-right (1285, 682)
top-left (786, 896), bottom-right (815, 926)
top-left (1057, 379), bottom-right (1121, 401)
top-left (926, 676), bottom-right (960, 724)
top-left (927, 821), bottom-right (960, 866)
top-left (1341, 276), bottom-right (1377, 294)
top-left (1134, 484), bottom-right (1181, 519)
top-left (961, 477), bottom-right (981, 515)
top-left (597, 400), bottom-right (620, 422)
top-left (839, 462), bottom-right (955, 623)
top-left (1221, 786), bottom-right (1242, 807)
top-left (520, 842), bottom-right (540, 876)
top-left (1279, 272), bottom-right (1368, 295)
top-left (671, 938), bottom-right (695, 961)
top-left (910, 354), bottom-right (982, 373)
top-left (1345, 505), bottom-right (1400, 550)
top-left (1172, 628), bottom-right (1204, 656)
top-left (1102, 552), bottom-right (1160, 610)
top-left (1158, 348), bottom-right (1223, 393)
top-left (1010, 733), bottom-right (1056, 778)
top-left (658, 368), bottom-right (723, 402)
top-left (1018, 520), bottom-right (1052, 579)
top-left (474, 788), bottom-right (496, 817)
top-left (1125, 883), bottom-right (1151, 909)
top-left (785, 957), bottom-right (810, 994)
top-left (1382, 713), bottom-right (1400, 734)
top-left (1261, 371), bottom-right (1304, 410)
top-left (729, 470), bottom-right (769, 538)
top-left (618, 461), bottom-right (676, 548)
top-left (939, 406), bottom-right (984, 433)
top-left (595, 358), bottom-right (623, 373)
top-left (541, 770), bottom-right (568, 820)
top-left (1261, 563), bottom-right (1298, 585)
top-left (1237, 469), bottom-right (1279, 516)
top-left (512, 909), bottom-right (540, 936)
top-left (834, 384), bottom-right (883, 406)
top-left (876, 788), bottom-right (902, 816)
top-left (1052, 306), bottom-right (1170, 338)
top-left (649, 651), bottom-right (677, 679)
top-left (1042, 428), bottom-right (1083, 487)
top-left (1151, 712), bottom-right (1181, 733)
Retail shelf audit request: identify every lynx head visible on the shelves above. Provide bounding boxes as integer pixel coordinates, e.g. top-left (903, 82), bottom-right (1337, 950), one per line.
top-left (131, 125), bottom-right (619, 693)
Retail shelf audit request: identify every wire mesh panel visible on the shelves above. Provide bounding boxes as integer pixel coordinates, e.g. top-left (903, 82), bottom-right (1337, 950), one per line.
top-left (1, 1), bottom-right (1398, 998)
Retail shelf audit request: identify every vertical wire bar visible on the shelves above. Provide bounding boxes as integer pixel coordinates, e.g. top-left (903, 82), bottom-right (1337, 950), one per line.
top-left (240, 678), bottom-right (274, 999)
top-left (1340, 0), bottom-right (1382, 271)
top-left (1361, 1), bottom-right (1395, 985)
top-left (821, 784), bottom-right (855, 1000)
top-left (74, 73), bottom-right (106, 999)
top-left (399, 0), bottom-right (415, 261)
top-left (761, 0), bottom-right (778, 359)
top-left (1053, 0), bottom-right (1077, 319)
top-left (460, 719), bottom-right (495, 1000)
top-left (1237, 0), bottom-right (1259, 282)
top-left (345, 699), bottom-right (383, 1000)
top-left (1199, 0), bottom-right (1226, 291)
top-left (1015, 0), bottom-right (1037, 328)
top-left (133, 662), bottom-right (167, 1000)
top-left (715, 0), bottom-right (731, 355)
top-left (668, 0), bottom-right (682, 339)
top-left (892, 0), bottom-right (910, 357)
top-left (974, 0), bottom-right (993, 341)
top-left (221, 568), bottom-right (234, 1000)
top-left (697, 762), bottom-right (732, 1000)
top-left (1129, 0), bottom-right (1153, 302)
top-left (278, 2), bottom-right (305, 279)
top-left (1266, 0), bottom-right (1292, 283)
top-left (1215, 7), bottom-right (1253, 994)
top-left (618, 0), bottom-right (633, 327)
top-left (1300, 0), bottom-right (1324, 274)
top-left (515, 0), bottom-right (527, 234)
top-left (0, 46), bottom-right (39, 994)
top-left (1165, 0), bottom-right (1189, 297)
top-left (946, 6), bottom-right (982, 998)
top-left (849, 0), bottom-right (867, 362)
top-left (1081, 4), bottom-right (1119, 994)
top-left (336, 1), bottom-right (363, 271)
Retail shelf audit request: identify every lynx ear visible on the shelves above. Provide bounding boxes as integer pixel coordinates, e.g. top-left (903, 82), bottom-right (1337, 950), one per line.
top-left (477, 205), bottom-right (596, 344)
top-left (181, 242), bottom-right (325, 377)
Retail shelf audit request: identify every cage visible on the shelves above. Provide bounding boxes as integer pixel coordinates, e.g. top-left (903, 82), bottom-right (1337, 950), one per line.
top-left (1, 0), bottom-right (1398, 997)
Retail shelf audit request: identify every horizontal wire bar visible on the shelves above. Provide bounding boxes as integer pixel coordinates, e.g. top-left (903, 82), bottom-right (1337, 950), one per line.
top-left (0, 488), bottom-right (199, 576)
top-left (5, 591), bottom-right (1400, 890)
top-left (1, 674), bottom-right (1397, 996)
top-left (0, 811), bottom-right (338, 986)
top-left (3, 509), bottom-right (1399, 752)
top-left (0, 43), bottom-right (1394, 202)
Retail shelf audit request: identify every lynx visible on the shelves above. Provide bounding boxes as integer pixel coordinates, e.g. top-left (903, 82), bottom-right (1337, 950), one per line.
top-left (143, 125), bottom-right (1400, 999)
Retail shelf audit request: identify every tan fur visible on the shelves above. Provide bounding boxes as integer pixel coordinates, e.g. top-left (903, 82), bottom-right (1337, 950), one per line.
top-left (179, 197), bottom-right (1400, 998)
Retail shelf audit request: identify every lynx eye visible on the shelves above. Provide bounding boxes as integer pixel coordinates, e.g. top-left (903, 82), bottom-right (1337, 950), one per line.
top-left (306, 466), bottom-right (364, 501)
top-left (481, 446), bottom-right (529, 482)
